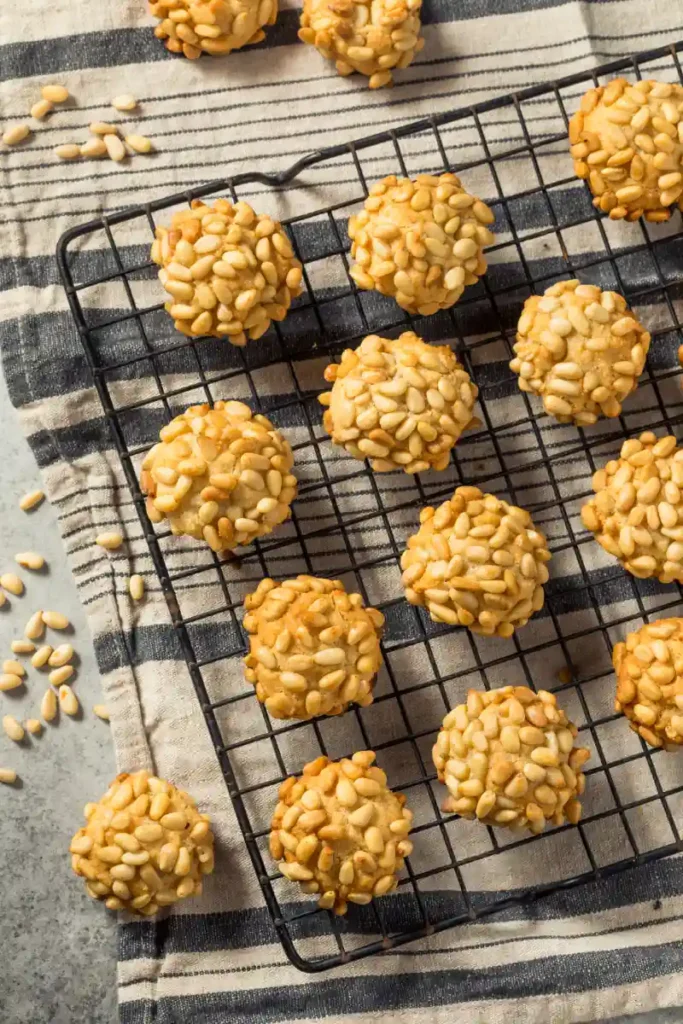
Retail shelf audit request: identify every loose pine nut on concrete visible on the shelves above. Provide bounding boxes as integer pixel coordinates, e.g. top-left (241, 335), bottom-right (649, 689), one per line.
top-left (19, 490), bottom-right (44, 511)
top-left (41, 687), bottom-right (57, 722)
top-left (25, 719), bottom-right (42, 735)
top-left (48, 644), bottom-right (74, 668)
top-left (0, 674), bottom-right (23, 692)
top-left (59, 684), bottom-right (79, 716)
top-left (11, 640), bottom-right (35, 655)
top-left (93, 704), bottom-right (110, 722)
top-left (3, 716), bottom-right (25, 742)
top-left (31, 645), bottom-right (52, 668)
top-left (0, 768), bottom-right (18, 784)
top-left (42, 610), bottom-right (70, 630)
top-left (49, 665), bottom-right (74, 687)
top-left (3, 660), bottom-right (25, 678)
top-left (1, 573), bottom-right (24, 596)
top-left (15, 551), bottom-right (45, 570)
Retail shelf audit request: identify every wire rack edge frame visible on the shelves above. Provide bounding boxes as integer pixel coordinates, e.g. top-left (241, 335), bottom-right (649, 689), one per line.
top-left (56, 40), bottom-right (683, 974)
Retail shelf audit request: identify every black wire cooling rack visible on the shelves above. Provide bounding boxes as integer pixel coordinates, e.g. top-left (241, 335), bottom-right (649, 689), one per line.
top-left (57, 41), bottom-right (683, 972)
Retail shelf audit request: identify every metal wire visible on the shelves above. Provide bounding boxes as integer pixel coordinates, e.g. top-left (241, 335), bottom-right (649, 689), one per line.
top-left (57, 41), bottom-right (683, 973)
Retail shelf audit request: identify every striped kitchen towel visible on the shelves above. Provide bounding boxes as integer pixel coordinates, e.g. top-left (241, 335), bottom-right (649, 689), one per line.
top-left (3, 0), bottom-right (683, 1020)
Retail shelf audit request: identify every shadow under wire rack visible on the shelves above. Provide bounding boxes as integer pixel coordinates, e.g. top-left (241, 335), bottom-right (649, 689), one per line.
top-left (57, 41), bottom-right (683, 972)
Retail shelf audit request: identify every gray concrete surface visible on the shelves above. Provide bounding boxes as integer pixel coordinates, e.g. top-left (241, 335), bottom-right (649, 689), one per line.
top-left (0, 369), bottom-right (118, 1024)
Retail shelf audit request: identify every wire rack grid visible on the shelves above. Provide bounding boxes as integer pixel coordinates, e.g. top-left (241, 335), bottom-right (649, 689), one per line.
top-left (57, 41), bottom-right (683, 972)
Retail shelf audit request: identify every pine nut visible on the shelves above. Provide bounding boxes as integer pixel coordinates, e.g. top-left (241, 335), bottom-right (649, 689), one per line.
top-left (0, 574), bottom-right (24, 596)
top-left (93, 705), bottom-right (110, 722)
top-left (11, 640), bottom-right (35, 655)
top-left (80, 137), bottom-right (107, 158)
top-left (0, 768), bottom-right (17, 784)
top-left (0, 674), bottom-right (23, 692)
top-left (25, 719), bottom-right (42, 735)
top-left (31, 644), bottom-right (52, 668)
top-left (48, 644), bottom-right (74, 668)
top-left (128, 575), bottom-right (144, 601)
top-left (125, 134), bottom-right (153, 154)
top-left (0, 592), bottom-right (5, 608)
top-left (31, 99), bottom-right (53, 120)
top-left (49, 665), bottom-right (74, 687)
top-left (41, 687), bottom-right (57, 722)
top-left (19, 490), bottom-right (44, 511)
top-left (3, 124), bottom-right (30, 146)
top-left (42, 611), bottom-right (70, 630)
top-left (3, 660), bottom-right (25, 678)
top-left (15, 551), bottom-right (45, 571)
top-left (105, 134), bottom-right (126, 162)
top-left (25, 612), bottom-right (45, 641)
top-left (96, 531), bottom-right (123, 550)
top-left (3, 716), bottom-right (25, 742)
top-left (42, 84), bottom-right (69, 103)
top-left (54, 144), bottom-right (82, 160)
top-left (90, 121), bottom-right (118, 135)
top-left (112, 94), bottom-right (137, 111)
top-left (59, 684), bottom-right (79, 716)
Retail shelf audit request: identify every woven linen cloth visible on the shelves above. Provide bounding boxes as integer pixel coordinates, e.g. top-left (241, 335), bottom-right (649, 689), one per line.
top-left (3, 0), bottom-right (683, 1020)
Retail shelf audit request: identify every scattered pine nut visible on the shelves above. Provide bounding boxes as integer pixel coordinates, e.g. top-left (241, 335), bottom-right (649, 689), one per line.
top-left (42, 610), bottom-right (70, 630)
top-left (25, 719), bottom-right (42, 736)
top-left (90, 121), bottom-right (118, 135)
top-left (104, 134), bottom-right (126, 162)
top-left (557, 666), bottom-right (573, 684)
top-left (93, 704), bottom-right (110, 722)
top-left (25, 612), bottom-right (45, 641)
top-left (129, 575), bottom-right (144, 601)
top-left (3, 716), bottom-right (25, 742)
top-left (55, 144), bottom-right (81, 160)
top-left (31, 99), bottom-right (53, 120)
top-left (125, 134), bottom-right (153, 154)
top-left (15, 551), bottom-right (45, 571)
top-left (0, 768), bottom-right (17, 784)
top-left (19, 490), bottom-right (44, 511)
top-left (112, 94), bottom-right (137, 111)
top-left (48, 665), bottom-right (74, 687)
top-left (42, 84), bottom-right (69, 103)
top-left (80, 138), bottom-right (107, 158)
top-left (41, 687), bottom-right (57, 722)
top-left (0, 674), bottom-right (23, 692)
top-left (31, 645), bottom-right (52, 668)
top-left (11, 640), bottom-right (35, 655)
top-left (0, 574), bottom-right (24, 597)
top-left (2, 660), bottom-right (25, 678)
top-left (48, 644), bottom-right (74, 668)
top-left (96, 531), bottom-right (123, 550)
top-left (0, 592), bottom-right (6, 609)
top-left (3, 124), bottom-right (30, 146)
top-left (59, 685), bottom-right (79, 716)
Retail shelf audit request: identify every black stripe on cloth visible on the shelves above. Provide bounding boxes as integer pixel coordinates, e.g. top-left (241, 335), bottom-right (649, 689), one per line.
top-left (92, 560), bottom-right (668, 673)
top-left (117, 852), bottom-right (681, 961)
top-left (117, 940), bottom-right (683, 1023)
top-left (0, 0), bottom-right (619, 84)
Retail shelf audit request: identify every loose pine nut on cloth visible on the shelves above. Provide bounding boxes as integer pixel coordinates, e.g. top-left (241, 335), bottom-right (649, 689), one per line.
top-left (2, 0), bottom-right (683, 1020)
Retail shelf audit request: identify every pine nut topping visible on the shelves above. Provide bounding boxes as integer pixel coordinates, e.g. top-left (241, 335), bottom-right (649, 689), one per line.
top-left (0, 768), bottom-right (17, 784)
top-left (54, 144), bottom-right (81, 160)
top-left (93, 705), bottom-right (110, 722)
top-left (0, 574), bottom-right (24, 597)
top-left (614, 617), bottom-right (683, 748)
top-left (270, 752), bottom-right (412, 915)
top-left (42, 84), bottom-right (69, 103)
top-left (3, 124), bottom-right (31, 146)
top-left (50, 665), bottom-right (74, 687)
top-left (96, 531), bottom-right (123, 550)
top-left (3, 716), bottom-right (25, 742)
top-left (15, 551), bottom-right (45, 571)
top-left (128, 575), bottom-right (145, 601)
top-left (42, 611), bottom-right (70, 630)
top-left (150, 0), bottom-right (277, 60)
top-left (19, 490), bottom-right (44, 511)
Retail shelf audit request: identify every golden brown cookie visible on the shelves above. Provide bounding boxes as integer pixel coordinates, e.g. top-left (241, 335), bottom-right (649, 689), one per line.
top-left (319, 331), bottom-right (478, 474)
top-left (140, 400), bottom-right (297, 552)
top-left (348, 173), bottom-right (495, 316)
top-left (152, 198), bottom-right (303, 345)
top-left (569, 78), bottom-right (683, 222)
top-left (401, 486), bottom-right (551, 638)
top-left (510, 280), bottom-right (650, 426)
top-left (298, 0), bottom-right (424, 89)
top-left (150, 0), bottom-right (278, 58)
top-left (270, 752), bottom-right (413, 914)
top-left (614, 617), bottom-right (683, 748)
top-left (581, 432), bottom-right (683, 583)
top-left (433, 686), bottom-right (589, 833)
top-left (70, 770), bottom-right (214, 916)
top-left (243, 576), bottom-right (384, 719)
